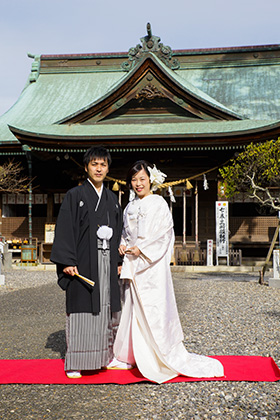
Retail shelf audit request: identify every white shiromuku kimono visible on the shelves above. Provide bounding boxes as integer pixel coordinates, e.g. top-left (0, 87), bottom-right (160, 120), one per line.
top-left (114, 194), bottom-right (224, 384)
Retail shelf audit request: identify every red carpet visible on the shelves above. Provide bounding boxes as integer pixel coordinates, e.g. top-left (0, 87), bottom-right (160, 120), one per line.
top-left (0, 356), bottom-right (279, 384)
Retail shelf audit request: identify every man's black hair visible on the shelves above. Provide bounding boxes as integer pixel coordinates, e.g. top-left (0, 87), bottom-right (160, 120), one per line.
top-left (83, 146), bottom-right (112, 167)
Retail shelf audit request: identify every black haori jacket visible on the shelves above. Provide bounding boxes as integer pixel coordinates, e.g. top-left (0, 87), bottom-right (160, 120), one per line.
top-left (50, 180), bottom-right (122, 314)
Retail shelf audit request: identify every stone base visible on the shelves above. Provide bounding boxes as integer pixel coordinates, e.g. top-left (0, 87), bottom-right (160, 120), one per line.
top-left (268, 277), bottom-right (280, 288)
top-left (0, 274), bottom-right (5, 286)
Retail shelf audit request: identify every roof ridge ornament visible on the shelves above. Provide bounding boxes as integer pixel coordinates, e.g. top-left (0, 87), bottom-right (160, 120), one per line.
top-left (27, 53), bottom-right (40, 83)
top-left (121, 23), bottom-right (180, 71)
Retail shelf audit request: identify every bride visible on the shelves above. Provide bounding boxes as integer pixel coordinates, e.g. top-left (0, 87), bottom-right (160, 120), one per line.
top-left (108, 160), bottom-right (224, 384)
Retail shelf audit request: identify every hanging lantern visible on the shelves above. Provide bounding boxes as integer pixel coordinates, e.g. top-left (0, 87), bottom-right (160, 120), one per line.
top-left (112, 181), bottom-right (120, 191)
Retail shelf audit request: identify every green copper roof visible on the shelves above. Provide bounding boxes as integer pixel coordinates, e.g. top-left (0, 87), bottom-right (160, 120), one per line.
top-left (9, 120), bottom-right (280, 138)
top-left (0, 71), bottom-right (127, 143)
top-left (177, 65), bottom-right (280, 120)
top-left (147, 53), bottom-right (242, 119)
top-left (2, 42), bottom-right (280, 146)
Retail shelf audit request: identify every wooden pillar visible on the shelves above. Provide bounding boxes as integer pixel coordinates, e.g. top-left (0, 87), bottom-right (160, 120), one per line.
top-left (192, 181), bottom-right (200, 263)
top-left (169, 196), bottom-right (173, 214)
top-left (183, 188), bottom-right (186, 246)
top-left (118, 190), bottom-right (122, 206)
top-left (26, 151), bottom-right (33, 245)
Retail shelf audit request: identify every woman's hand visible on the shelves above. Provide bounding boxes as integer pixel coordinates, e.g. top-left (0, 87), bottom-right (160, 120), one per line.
top-left (63, 266), bottom-right (79, 276)
top-left (118, 244), bottom-right (127, 256)
top-left (125, 246), bottom-right (141, 257)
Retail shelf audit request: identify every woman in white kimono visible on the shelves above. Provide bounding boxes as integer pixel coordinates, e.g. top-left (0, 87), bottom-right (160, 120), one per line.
top-left (108, 160), bottom-right (224, 384)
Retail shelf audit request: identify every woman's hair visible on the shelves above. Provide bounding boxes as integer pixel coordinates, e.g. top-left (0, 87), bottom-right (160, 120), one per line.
top-left (83, 146), bottom-right (112, 167)
top-left (126, 160), bottom-right (152, 188)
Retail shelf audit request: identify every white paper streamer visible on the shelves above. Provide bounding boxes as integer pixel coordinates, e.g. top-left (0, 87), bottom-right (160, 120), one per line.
top-left (203, 174), bottom-right (209, 190)
top-left (168, 186), bottom-right (176, 203)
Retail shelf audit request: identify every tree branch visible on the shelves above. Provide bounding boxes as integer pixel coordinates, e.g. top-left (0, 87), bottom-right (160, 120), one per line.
top-left (0, 161), bottom-right (30, 193)
top-left (247, 173), bottom-right (280, 212)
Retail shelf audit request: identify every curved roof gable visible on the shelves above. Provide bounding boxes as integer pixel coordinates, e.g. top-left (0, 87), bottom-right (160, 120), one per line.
top-left (58, 52), bottom-right (243, 125)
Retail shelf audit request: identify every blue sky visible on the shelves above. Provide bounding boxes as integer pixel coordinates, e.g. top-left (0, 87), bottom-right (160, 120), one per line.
top-left (1, 0), bottom-right (280, 116)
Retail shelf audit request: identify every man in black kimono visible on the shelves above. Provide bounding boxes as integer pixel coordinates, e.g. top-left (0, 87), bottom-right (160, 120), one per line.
top-left (51, 146), bottom-right (124, 378)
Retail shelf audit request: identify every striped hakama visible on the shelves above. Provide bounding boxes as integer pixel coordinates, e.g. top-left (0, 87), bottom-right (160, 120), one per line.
top-left (64, 241), bottom-right (120, 371)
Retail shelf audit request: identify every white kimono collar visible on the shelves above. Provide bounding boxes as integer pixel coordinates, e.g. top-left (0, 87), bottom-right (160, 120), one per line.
top-left (87, 179), bottom-right (103, 211)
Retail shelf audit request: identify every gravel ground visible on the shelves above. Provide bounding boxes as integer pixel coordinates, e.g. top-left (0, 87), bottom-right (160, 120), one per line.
top-left (0, 267), bottom-right (279, 420)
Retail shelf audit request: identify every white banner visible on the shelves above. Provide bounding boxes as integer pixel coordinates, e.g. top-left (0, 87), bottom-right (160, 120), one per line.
top-left (216, 201), bottom-right (229, 258)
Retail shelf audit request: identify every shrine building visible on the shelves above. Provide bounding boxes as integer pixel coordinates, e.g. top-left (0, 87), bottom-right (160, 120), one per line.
top-left (1, 24), bottom-right (280, 264)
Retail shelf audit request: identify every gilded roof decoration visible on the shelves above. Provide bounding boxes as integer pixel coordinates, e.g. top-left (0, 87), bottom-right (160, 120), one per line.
top-left (134, 84), bottom-right (165, 102)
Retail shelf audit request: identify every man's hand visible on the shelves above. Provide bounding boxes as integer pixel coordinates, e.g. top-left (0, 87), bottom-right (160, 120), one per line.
top-left (63, 266), bottom-right (79, 276)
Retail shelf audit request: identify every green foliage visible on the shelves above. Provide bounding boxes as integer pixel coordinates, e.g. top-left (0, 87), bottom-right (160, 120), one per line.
top-left (219, 139), bottom-right (280, 198)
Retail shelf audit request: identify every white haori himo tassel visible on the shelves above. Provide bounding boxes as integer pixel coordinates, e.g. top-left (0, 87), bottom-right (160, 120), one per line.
top-left (97, 225), bottom-right (113, 249)
top-left (203, 174), bottom-right (209, 190)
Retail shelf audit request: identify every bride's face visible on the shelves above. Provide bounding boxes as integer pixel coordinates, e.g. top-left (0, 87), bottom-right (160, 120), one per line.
top-left (131, 168), bottom-right (151, 199)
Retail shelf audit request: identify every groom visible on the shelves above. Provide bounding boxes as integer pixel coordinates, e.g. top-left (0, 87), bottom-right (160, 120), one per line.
top-left (51, 145), bottom-right (123, 378)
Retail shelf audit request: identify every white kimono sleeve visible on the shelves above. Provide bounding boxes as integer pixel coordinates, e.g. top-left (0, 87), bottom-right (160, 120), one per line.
top-left (135, 196), bottom-right (174, 273)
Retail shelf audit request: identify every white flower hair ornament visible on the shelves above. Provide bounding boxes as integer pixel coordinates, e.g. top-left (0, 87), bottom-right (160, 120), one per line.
top-left (148, 165), bottom-right (167, 192)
